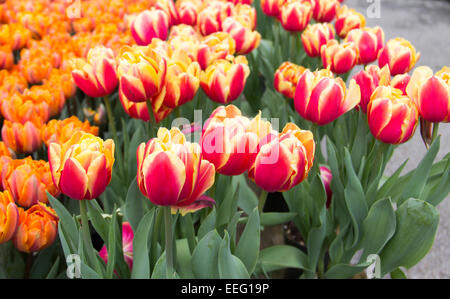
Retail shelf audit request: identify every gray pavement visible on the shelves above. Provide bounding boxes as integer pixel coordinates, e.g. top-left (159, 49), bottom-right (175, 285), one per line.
top-left (346, 0), bottom-right (450, 278)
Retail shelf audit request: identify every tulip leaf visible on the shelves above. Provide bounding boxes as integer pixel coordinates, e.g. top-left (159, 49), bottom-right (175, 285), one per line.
top-left (324, 260), bottom-right (373, 279)
top-left (80, 263), bottom-right (101, 279)
top-left (258, 245), bottom-right (311, 274)
top-left (239, 212), bottom-right (298, 226)
top-left (235, 207), bottom-right (260, 274)
top-left (191, 230), bottom-right (222, 278)
top-left (175, 238), bottom-right (195, 279)
top-left (379, 198), bottom-right (439, 275)
top-left (358, 198), bottom-right (396, 261)
top-left (131, 209), bottom-right (155, 279)
top-left (227, 211), bottom-right (243, 253)
top-left (218, 231), bottom-right (250, 279)
top-left (399, 136), bottom-right (440, 203)
top-left (197, 208), bottom-right (217, 241)
top-left (390, 267), bottom-right (408, 279)
top-left (376, 159), bottom-right (408, 201)
top-left (124, 176), bottom-right (152, 232)
top-left (150, 252), bottom-right (166, 279)
top-left (86, 199), bottom-right (109, 243)
top-left (105, 208), bottom-right (118, 278)
top-left (423, 159), bottom-right (450, 206)
top-left (45, 256), bottom-right (61, 279)
top-left (236, 175), bottom-right (258, 216)
top-left (127, 124), bottom-right (146, 182)
top-left (47, 193), bottom-right (79, 252)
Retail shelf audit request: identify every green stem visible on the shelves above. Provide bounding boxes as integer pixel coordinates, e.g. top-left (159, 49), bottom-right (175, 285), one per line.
top-left (146, 99), bottom-right (158, 138)
top-left (103, 95), bottom-right (118, 142)
top-left (431, 122), bottom-right (440, 144)
top-left (164, 206), bottom-right (174, 279)
top-left (258, 190), bottom-right (268, 213)
top-left (79, 200), bottom-right (97, 271)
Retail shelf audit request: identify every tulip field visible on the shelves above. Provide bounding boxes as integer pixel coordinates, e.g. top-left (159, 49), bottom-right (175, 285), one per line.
top-left (0, 0), bottom-right (449, 280)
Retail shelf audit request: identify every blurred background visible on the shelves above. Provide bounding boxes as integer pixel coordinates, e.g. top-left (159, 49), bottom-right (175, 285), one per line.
top-left (346, 0), bottom-right (449, 278)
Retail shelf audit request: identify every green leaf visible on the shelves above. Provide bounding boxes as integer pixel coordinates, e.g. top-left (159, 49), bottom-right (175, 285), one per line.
top-left (377, 159), bottom-right (408, 201)
top-left (218, 231), bottom-right (250, 279)
top-left (197, 209), bottom-right (216, 241)
top-left (150, 252), bottom-right (166, 279)
top-left (45, 256), bottom-right (60, 279)
top-left (131, 209), bottom-right (155, 279)
top-left (379, 198), bottom-right (439, 275)
top-left (124, 176), bottom-right (152, 232)
top-left (358, 198), bottom-right (396, 261)
top-left (47, 193), bottom-right (79, 251)
top-left (235, 208), bottom-right (260, 275)
top-left (105, 209), bottom-right (118, 278)
top-left (400, 136), bottom-right (440, 202)
top-left (191, 230), bottom-right (222, 278)
top-left (236, 175), bottom-right (258, 216)
top-left (81, 263), bottom-right (102, 279)
top-left (258, 212), bottom-right (298, 226)
top-left (324, 260), bottom-right (372, 279)
top-left (86, 200), bottom-right (109, 243)
top-left (175, 238), bottom-right (195, 279)
top-left (390, 268), bottom-right (407, 279)
top-left (258, 245), bottom-right (310, 273)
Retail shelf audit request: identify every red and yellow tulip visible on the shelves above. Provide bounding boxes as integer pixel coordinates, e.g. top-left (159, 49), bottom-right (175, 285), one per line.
top-left (352, 65), bottom-right (390, 113)
top-left (378, 38), bottom-right (420, 76)
top-left (48, 132), bottom-right (115, 200)
top-left (301, 23), bottom-right (335, 58)
top-left (367, 86), bottom-right (419, 144)
top-left (278, 0), bottom-right (313, 32)
top-left (196, 32), bottom-right (236, 70)
top-left (274, 61), bottom-right (307, 99)
top-left (99, 222), bottom-right (134, 270)
top-left (321, 39), bottom-right (358, 74)
top-left (345, 26), bottom-right (384, 65)
top-left (130, 9), bottom-right (170, 46)
top-left (137, 127), bottom-right (215, 215)
top-left (221, 17), bottom-right (261, 55)
top-left (334, 5), bottom-right (365, 38)
top-left (312, 0), bottom-right (339, 23)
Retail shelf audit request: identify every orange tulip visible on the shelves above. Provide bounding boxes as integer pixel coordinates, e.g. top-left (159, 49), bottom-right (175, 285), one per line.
top-left (137, 127), bottom-right (215, 215)
top-left (1, 93), bottom-right (50, 125)
top-left (274, 61), bottom-right (307, 99)
top-left (294, 69), bottom-right (361, 125)
top-left (14, 203), bottom-right (58, 253)
top-left (367, 86), bottom-right (418, 144)
top-left (378, 38), bottom-right (420, 76)
top-left (406, 66), bottom-right (450, 123)
top-left (0, 190), bottom-right (18, 244)
top-left (0, 44), bottom-right (13, 70)
top-left (200, 55), bottom-right (250, 104)
top-left (41, 116), bottom-right (99, 146)
top-left (48, 132), bottom-right (115, 200)
top-left (248, 123), bottom-right (315, 192)
top-left (301, 23), bottom-right (335, 58)
top-left (2, 120), bottom-right (42, 154)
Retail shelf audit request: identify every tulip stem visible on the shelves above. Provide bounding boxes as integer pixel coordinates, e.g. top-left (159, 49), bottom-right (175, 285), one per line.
top-left (103, 95), bottom-right (118, 142)
top-left (431, 122), bottom-right (440, 145)
top-left (258, 190), bottom-right (268, 213)
top-left (146, 99), bottom-right (158, 137)
top-left (164, 206), bottom-right (174, 278)
top-left (79, 200), bottom-right (98, 273)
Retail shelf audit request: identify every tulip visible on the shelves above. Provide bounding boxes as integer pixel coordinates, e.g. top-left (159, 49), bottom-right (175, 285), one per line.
top-left (99, 222), bottom-right (134, 270)
top-left (367, 86), bottom-right (419, 144)
top-left (13, 203), bottom-right (58, 253)
top-left (319, 166), bottom-right (332, 208)
top-left (0, 44), bottom-right (13, 70)
top-left (0, 190), bottom-right (18, 244)
top-left (1, 93), bottom-right (50, 125)
top-left (233, 4), bottom-right (257, 30)
top-left (131, 9), bottom-right (170, 46)
top-left (2, 157), bottom-right (59, 208)
top-left (406, 66), bottom-right (450, 123)
top-left (248, 123), bottom-right (315, 192)
top-left (334, 5), bottom-right (365, 38)
top-left (352, 65), bottom-right (390, 113)
top-left (294, 69), bottom-right (361, 125)
top-left (176, 0), bottom-right (201, 26)
top-left (321, 39), bottom-right (358, 74)
top-left (274, 61), bottom-right (307, 99)
top-left (221, 17), bottom-right (261, 55)
top-left (2, 120), bottom-right (42, 154)
top-left (312, 0), bottom-right (339, 22)
top-left (278, 0), bottom-right (313, 32)
top-left (301, 23), bottom-right (335, 58)
top-left (136, 127), bottom-right (215, 214)
top-left (345, 26), bottom-right (384, 65)
top-left (0, 141), bottom-right (13, 159)
top-left (200, 55), bottom-right (250, 104)
top-left (260, 0), bottom-right (286, 17)
top-left (72, 46), bottom-right (118, 98)
top-left (41, 116), bottom-right (99, 146)
top-left (153, 0), bottom-right (179, 27)
top-left (19, 48), bottom-right (53, 84)
top-left (391, 73), bottom-right (410, 95)
top-left (196, 32), bottom-right (236, 70)
top-left (48, 132), bottom-right (115, 200)
top-left (378, 38), bottom-right (420, 76)
top-left (201, 105), bottom-right (259, 175)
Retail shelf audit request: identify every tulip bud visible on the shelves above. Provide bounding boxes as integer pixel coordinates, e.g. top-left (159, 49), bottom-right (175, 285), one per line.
top-left (260, 0), bottom-right (286, 17)
top-left (131, 9), bottom-right (170, 46)
top-left (48, 132), bottom-right (115, 200)
top-left (319, 166), bottom-right (332, 208)
top-left (352, 65), bottom-right (390, 113)
top-left (320, 39), bottom-right (358, 74)
top-left (0, 190), bottom-right (18, 244)
top-left (378, 38), bottom-right (420, 75)
top-left (197, 1), bottom-right (233, 36)
top-left (313, 0), bottom-right (339, 23)
top-left (279, 0), bottom-right (313, 32)
top-left (221, 17), bottom-right (261, 55)
top-left (14, 203), bottom-right (59, 253)
top-left (274, 61), bottom-right (307, 99)
top-left (367, 86), bottom-right (418, 144)
top-left (249, 123), bottom-right (315, 192)
top-left (201, 105), bottom-right (259, 175)
top-left (99, 222), bottom-right (134, 270)
top-left (301, 23), bottom-right (335, 58)
top-left (334, 5), bottom-right (365, 38)
top-left (2, 120), bottom-right (42, 154)
top-left (197, 32), bottom-right (236, 70)
top-left (294, 69), bottom-right (361, 125)
top-left (137, 127), bottom-right (215, 215)
top-left (117, 45), bottom-right (167, 103)
top-left (345, 26), bottom-right (384, 65)
top-left (72, 46), bottom-right (118, 98)
top-left (200, 55), bottom-right (250, 104)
